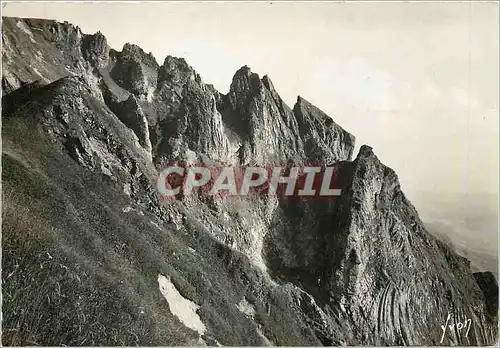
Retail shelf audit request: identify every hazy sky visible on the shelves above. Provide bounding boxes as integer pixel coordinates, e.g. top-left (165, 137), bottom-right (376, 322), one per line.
top-left (3, 2), bottom-right (499, 201)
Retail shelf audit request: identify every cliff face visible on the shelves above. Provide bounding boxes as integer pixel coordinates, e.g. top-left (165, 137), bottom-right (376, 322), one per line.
top-left (2, 17), bottom-right (497, 346)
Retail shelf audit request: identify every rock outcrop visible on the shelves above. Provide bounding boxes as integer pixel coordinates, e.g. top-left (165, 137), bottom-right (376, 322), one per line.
top-left (2, 16), bottom-right (497, 346)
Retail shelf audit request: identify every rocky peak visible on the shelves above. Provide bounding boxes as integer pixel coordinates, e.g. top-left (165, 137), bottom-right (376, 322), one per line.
top-left (120, 43), bottom-right (159, 69)
top-left (228, 65), bottom-right (263, 104)
top-left (356, 144), bottom-right (374, 158)
top-left (260, 75), bottom-right (286, 111)
top-left (158, 55), bottom-right (200, 87)
top-left (294, 96), bottom-right (356, 162)
top-left (47, 20), bottom-right (82, 43)
top-left (261, 74), bottom-right (276, 93)
top-left (81, 31), bottom-right (109, 68)
top-left (109, 43), bottom-right (158, 98)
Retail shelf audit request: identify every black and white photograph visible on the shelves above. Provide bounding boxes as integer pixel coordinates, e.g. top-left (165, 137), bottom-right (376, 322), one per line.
top-left (1, 1), bottom-right (498, 346)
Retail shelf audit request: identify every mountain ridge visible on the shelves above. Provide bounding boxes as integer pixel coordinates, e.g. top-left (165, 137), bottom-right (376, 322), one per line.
top-left (1, 16), bottom-right (498, 346)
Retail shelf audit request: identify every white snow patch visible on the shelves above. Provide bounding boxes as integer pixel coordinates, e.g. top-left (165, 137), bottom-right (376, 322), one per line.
top-left (236, 297), bottom-right (256, 319)
top-left (130, 118), bottom-right (152, 161)
top-left (16, 20), bottom-right (36, 43)
top-left (157, 274), bottom-right (206, 335)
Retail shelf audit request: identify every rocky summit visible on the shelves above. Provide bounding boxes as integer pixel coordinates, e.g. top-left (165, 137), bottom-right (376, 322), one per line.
top-left (1, 17), bottom-right (498, 346)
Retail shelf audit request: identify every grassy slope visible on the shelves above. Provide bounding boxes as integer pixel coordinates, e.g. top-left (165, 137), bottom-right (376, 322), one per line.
top-left (1, 86), bottom-right (322, 346)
